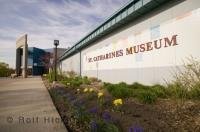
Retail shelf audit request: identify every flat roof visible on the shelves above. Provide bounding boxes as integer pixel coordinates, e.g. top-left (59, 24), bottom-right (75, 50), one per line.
top-left (59, 0), bottom-right (170, 61)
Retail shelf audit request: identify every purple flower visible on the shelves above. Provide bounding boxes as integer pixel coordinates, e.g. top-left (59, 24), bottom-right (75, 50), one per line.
top-left (74, 100), bottom-right (85, 107)
top-left (129, 125), bottom-right (143, 132)
top-left (79, 100), bottom-right (85, 104)
top-left (74, 101), bottom-right (81, 107)
top-left (90, 120), bottom-right (98, 132)
top-left (102, 111), bottom-right (111, 122)
top-left (68, 95), bottom-right (76, 101)
top-left (89, 107), bottom-right (98, 114)
top-left (129, 127), bottom-right (134, 132)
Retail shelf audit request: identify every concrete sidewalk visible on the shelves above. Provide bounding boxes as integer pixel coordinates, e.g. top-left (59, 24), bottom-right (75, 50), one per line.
top-left (0, 76), bottom-right (67, 132)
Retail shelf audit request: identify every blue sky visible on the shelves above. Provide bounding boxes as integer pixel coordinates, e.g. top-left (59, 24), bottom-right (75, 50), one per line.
top-left (0, 0), bottom-right (129, 68)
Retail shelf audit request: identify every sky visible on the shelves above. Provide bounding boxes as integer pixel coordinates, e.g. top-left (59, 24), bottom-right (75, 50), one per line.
top-left (0, 0), bottom-right (129, 68)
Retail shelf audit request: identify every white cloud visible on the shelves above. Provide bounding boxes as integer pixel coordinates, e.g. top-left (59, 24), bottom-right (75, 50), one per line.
top-left (0, 0), bottom-right (129, 68)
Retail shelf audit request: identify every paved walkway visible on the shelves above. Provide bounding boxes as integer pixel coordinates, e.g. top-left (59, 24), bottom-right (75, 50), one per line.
top-left (0, 76), bottom-right (67, 132)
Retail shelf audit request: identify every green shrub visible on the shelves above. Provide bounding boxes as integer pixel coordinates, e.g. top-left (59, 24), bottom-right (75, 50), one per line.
top-left (89, 77), bottom-right (99, 82)
top-left (167, 82), bottom-right (189, 99)
top-left (83, 76), bottom-right (91, 85)
top-left (130, 82), bottom-right (150, 89)
top-left (104, 82), bottom-right (112, 87)
top-left (138, 90), bottom-right (157, 104)
top-left (60, 80), bottom-right (70, 86)
top-left (60, 76), bottom-right (84, 87)
top-left (69, 76), bottom-right (92, 86)
top-left (105, 82), bottom-right (167, 102)
top-left (57, 74), bottom-right (65, 81)
top-left (70, 77), bottom-right (83, 87)
top-left (166, 56), bottom-right (200, 100)
top-left (46, 71), bottom-right (55, 82)
top-left (188, 82), bottom-right (200, 100)
top-left (105, 82), bottom-right (132, 98)
top-left (172, 57), bottom-right (200, 91)
top-left (131, 88), bottom-right (146, 98)
top-left (150, 84), bottom-right (167, 98)
top-left (46, 70), bottom-right (67, 82)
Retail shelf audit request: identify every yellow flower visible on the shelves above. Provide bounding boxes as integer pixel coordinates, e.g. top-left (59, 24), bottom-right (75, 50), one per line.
top-left (67, 83), bottom-right (70, 85)
top-left (84, 88), bottom-right (88, 92)
top-left (77, 89), bottom-right (80, 92)
top-left (43, 74), bottom-right (47, 77)
top-left (113, 99), bottom-right (123, 106)
top-left (89, 88), bottom-right (94, 92)
top-left (98, 92), bottom-right (104, 98)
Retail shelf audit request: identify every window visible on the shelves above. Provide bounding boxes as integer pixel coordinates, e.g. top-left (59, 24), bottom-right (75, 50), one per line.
top-left (97, 29), bottom-right (100, 34)
top-left (135, 0), bottom-right (142, 10)
top-left (104, 24), bottom-right (107, 30)
top-left (100, 27), bottom-right (103, 33)
top-left (143, 0), bottom-right (151, 5)
top-left (91, 33), bottom-right (94, 38)
top-left (95, 30), bottom-right (98, 35)
top-left (135, 53), bottom-right (143, 62)
top-left (150, 25), bottom-right (160, 39)
top-left (109, 21), bottom-right (112, 26)
top-left (95, 31), bottom-right (98, 36)
top-left (128, 5), bottom-right (134, 15)
top-left (106, 22), bottom-right (110, 28)
top-left (112, 18), bottom-right (116, 25)
top-left (116, 14), bottom-right (121, 22)
top-left (122, 10), bottom-right (127, 19)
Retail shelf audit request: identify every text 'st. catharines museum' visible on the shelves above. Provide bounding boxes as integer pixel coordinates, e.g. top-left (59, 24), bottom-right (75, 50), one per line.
top-left (59, 0), bottom-right (200, 84)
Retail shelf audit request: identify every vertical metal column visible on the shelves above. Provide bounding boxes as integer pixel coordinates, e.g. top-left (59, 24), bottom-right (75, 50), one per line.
top-left (54, 40), bottom-right (59, 81)
top-left (80, 51), bottom-right (82, 76)
top-left (54, 47), bottom-right (57, 81)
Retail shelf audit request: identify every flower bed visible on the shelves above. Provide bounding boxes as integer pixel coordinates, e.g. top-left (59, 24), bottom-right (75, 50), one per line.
top-left (42, 75), bottom-right (200, 131)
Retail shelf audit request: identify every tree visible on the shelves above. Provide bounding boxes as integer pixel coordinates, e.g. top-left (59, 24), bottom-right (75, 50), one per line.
top-left (0, 62), bottom-right (14, 77)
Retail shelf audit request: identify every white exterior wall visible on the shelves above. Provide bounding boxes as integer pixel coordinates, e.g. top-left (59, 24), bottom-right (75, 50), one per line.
top-left (61, 53), bottom-right (80, 75)
top-left (62, 0), bottom-right (200, 84)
